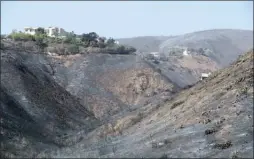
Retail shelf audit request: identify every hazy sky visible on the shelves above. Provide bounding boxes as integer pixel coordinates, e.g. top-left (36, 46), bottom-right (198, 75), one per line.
top-left (1, 1), bottom-right (253, 38)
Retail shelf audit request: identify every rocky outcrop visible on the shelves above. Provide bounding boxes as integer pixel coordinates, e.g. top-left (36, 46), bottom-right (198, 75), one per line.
top-left (99, 67), bottom-right (175, 105)
top-left (45, 53), bottom-right (176, 121)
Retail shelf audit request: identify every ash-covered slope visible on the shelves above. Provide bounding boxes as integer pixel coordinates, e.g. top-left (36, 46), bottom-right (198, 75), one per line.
top-left (0, 43), bottom-right (179, 157)
top-left (144, 54), bottom-right (220, 88)
top-left (41, 50), bottom-right (253, 158)
top-left (48, 53), bottom-right (177, 121)
top-left (0, 47), bottom-right (179, 157)
top-left (1, 38), bottom-right (252, 158)
top-left (0, 50), bottom-right (100, 157)
top-left (128, 49), bottom-right (254, 158)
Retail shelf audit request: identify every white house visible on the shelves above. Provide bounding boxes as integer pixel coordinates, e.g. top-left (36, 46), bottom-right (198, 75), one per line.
top-left (24, 27), bottom-right (38, 35)
top-left (24, 26), bottom-right (67, 37)
top-left (150, 52), bottom-right (160, 58)
top-left (200, 72), bottom-right (211, 80)
top-left (45, 27), bottom-right (67, 37)
top-left (183, 49), bottom-right (189, 56)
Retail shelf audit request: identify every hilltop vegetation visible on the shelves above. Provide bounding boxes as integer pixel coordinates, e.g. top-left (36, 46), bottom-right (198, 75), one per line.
top-left (1, 28), bottom-right (136, 55)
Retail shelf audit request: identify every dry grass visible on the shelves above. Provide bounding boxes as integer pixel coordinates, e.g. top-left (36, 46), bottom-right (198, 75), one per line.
top-left (114, 112), bottom-right (143, 134)
top-left (98, 112), bottom-right (143, 137)
top-left (177, 55), bottom-right (219, 71)
top-left (147, 50), bottom-right (253, 136)
top-left (99, 67), bottom-right (174, 105)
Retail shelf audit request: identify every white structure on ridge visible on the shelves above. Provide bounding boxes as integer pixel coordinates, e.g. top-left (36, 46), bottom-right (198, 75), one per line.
top-left (24, 27), bottom-right (38, 35)
top-left (183, 49), bottom-right (190, 56)
top-left (200, 72), bottom-right (211, 80)
top-left (24, 26), bottom-right (67, 37)
top-left (150, 52), bottom-right (160, 58)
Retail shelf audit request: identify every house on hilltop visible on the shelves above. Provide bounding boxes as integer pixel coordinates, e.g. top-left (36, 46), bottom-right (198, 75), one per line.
top-left (183, 49), bottom-right (190, 56)
top-left (24, 27), bottom-right (38, 35)
top-left (200, 72), bottom-right (211, 80)
top-left (150, 52), bottom-right (160, 58)
top-left (24, 26), bottom-right (67, 37)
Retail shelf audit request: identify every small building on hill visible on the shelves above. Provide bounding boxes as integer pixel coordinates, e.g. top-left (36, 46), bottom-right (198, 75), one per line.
top-left (149, 52), bottom-right (160, 58)
top-left (24, 27), bottom-right (38, 35)
top-left (200, 72), bottom-right (211, 80)
top-left (24, 26), bottom-right (67, 37)
top-left (183, 49), bottom-right (190, 56)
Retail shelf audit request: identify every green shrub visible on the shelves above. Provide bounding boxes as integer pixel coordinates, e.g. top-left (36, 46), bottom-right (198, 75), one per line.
top-left (116, 45), bottom-right (126, 53)
top-left (89, 40), bottom-right (98, 47)
top-left (47, 37), bottom-right (62, 44)
top-left (63, 36), bottom-right (73, 44)
top-left (55, 46), bottom-right (67, 55)
top-left (8, 33), bottom-right (35, 41)
top-left (98, 37), bottom-right (106, 48)
top-left (125, 46), bottom-right (136, 53)
top-left (5, 30), bottom-right (137, 55)
top-left (47, 46), bottom-right (57, 53)
top-left (103, 45), bottom-right (136, 54)
top-left (34, 35), bottom-right (48, 51)
top-left (54, 37), bottom-right (64, 44)
top-left (106, 38), bottom-right (115, 47)
top-left (67, 44), bottom-right (79, 54)
top-left (35, 27), bottom-right (46, 35)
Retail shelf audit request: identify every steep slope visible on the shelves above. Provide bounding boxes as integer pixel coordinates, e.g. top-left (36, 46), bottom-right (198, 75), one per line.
top-left (47, 53), bottom-right (177, 121)
top-left (139, 29), bottom-right (253, 88)
top-left (48, 49), bottom-right (253, 158)
top-left (0, 45), bottom-right (179, 158)
top-left (117, 29), bottom-right (253, 88)
top-left (136, 49), bottom-right (253, 158)
top-left (144, 54), bottom-right (220, 88)
top-left (0, 50), bottom-right (100, 157)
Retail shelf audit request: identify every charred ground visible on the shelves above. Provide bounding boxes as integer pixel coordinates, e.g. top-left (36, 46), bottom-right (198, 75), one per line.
top-left (0, 37), bottom-right (253, 158)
